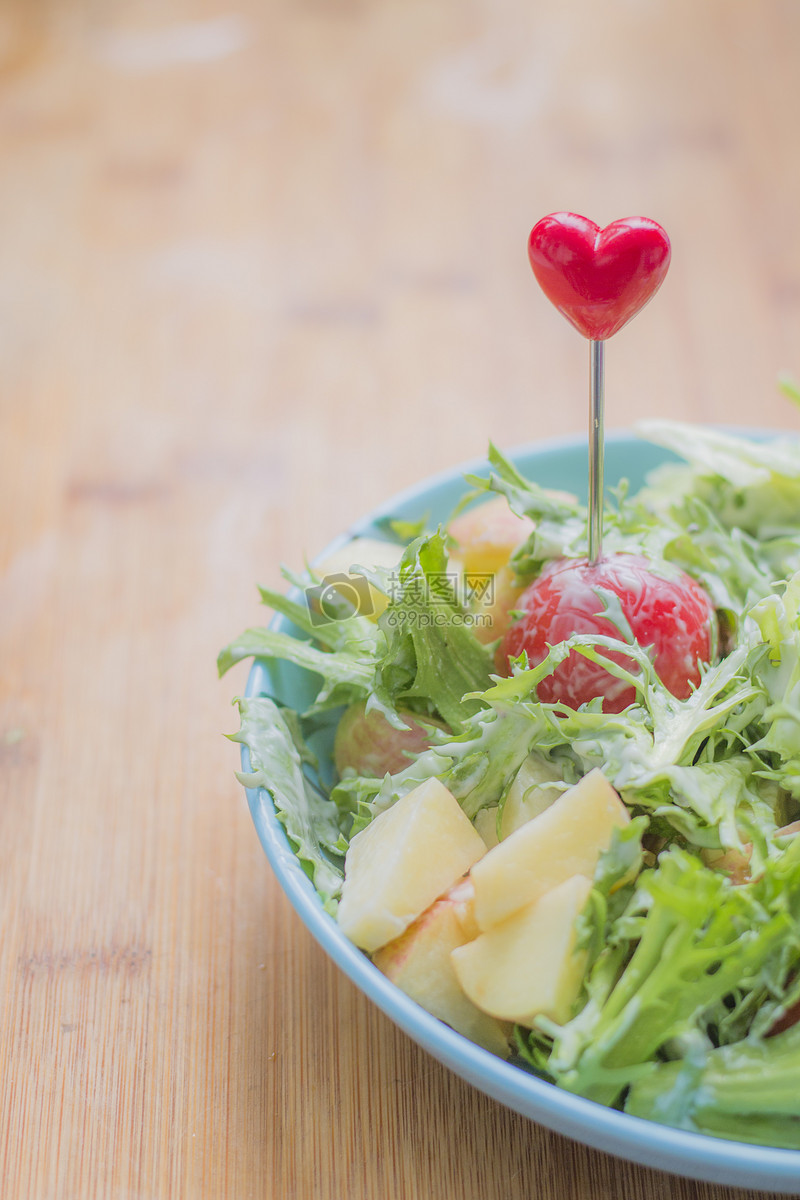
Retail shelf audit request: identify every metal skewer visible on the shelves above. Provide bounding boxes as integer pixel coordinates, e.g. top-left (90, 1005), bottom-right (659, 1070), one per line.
top-left (528, 213), bottom-right (670, 567)
top-left (588, 339), bottom-right (605, 564)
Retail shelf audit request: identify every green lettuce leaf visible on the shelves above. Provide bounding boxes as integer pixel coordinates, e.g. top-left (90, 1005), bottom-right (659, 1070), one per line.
top-left (531, 842), bottom-right (800, 1107)
top-left (626, 992), bottom-right (800, 1147)
top-left (218, 627), bottom-right (374, 713)
top-left (230, 696), bottom-right (345, 911)
top-left (366, 531), bottom-right (494, 731)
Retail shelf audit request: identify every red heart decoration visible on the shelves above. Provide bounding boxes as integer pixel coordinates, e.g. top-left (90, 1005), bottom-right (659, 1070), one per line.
top-left (528, 213), bottom-right (671, 340)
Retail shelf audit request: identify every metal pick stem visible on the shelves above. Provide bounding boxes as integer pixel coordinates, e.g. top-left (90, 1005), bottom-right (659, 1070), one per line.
top-left (588, 338), bottom-right (605, 564)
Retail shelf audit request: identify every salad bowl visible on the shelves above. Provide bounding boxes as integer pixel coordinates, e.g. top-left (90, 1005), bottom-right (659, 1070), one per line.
top-left (237, 430), bottom-right (800, 1193)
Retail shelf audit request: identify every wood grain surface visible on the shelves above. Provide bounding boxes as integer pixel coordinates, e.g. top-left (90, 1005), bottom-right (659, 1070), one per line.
top-left (2, 1), bottom-right (800, 1197)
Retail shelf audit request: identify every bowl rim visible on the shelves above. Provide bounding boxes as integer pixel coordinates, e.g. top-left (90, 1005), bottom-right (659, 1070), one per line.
top-left (240, 427), bottom-right (800, 1192)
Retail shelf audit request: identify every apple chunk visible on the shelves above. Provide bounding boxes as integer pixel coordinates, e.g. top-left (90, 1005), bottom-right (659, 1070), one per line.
top-left (336, 778), bottom-right (486, 952)
top-left (448, 499), bottom-right (534, 645)
top-left (499, 753), bottom-right (563, 839)
top-left (473, 806), bottom-right (499, 850)
top-left (471, 768), bottom-right (629, 930)
top-left (447, 876), bottom-right (480, 941)
top-left (451, 874), bottom-right (593, 1026)
top-left (468, 563), bottom-right (526, 645)
top-left (447, 495), bottom-right (535, 578)
top-left (334, 701), bottom-right (446, 779)
top-left (472, 752), bottom-right (563, 853)
top-left (373, 887), bottom-right (510, 1057)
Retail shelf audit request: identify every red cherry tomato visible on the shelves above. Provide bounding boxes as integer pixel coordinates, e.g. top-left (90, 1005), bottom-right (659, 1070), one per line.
top-left (496, 554), bottom-right (716, 713)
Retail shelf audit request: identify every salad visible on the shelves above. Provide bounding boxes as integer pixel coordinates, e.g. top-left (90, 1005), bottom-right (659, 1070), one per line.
top-left (219, 419), bottom-right (800, 1150)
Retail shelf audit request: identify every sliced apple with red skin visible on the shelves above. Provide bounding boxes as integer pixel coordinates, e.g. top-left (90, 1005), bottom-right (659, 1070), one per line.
top-left (334, 701), bottom-right (447, 778)
top-left (471, 768), bottom-right (630, 931)
top-left (336, 778), bottom-right (487, 952)
top-left (451, 874), bottom-right (593, 1026)
top-left (702, 819), bottom-right (800, 886)
top-left (446, 876), bottom-right (480, 941)
top-left (372, 881), bottom-right (510, 1057)
top-left (701, 846), bottom-right (752, 885)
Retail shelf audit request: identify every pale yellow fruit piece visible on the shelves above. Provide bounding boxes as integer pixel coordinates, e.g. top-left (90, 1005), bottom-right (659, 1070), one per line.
top-left (471, 768), bottom-right (629, 931)
top-left (499, 754), bottom-right (564, 839)
top-left (451, 874), bottom-right (593, 1026)
top-left (314, 536), bottom-right (402, 620)
top-left (473, 806), bottom-right (500, 850)
top-left (448, 495), bottom-right (534, 577)
top-left (448, 498), bottom-right (533, 645)
top-left (469, 564), bottom-right (525, 645)
top-left (337, 778), bottom-right (487, 952)
top-left (372, 890), bottom-right (510, 1057)
top-left (446, 876), bottom-right (480, 941)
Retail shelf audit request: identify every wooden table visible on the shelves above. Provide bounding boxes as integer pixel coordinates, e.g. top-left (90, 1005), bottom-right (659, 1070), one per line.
top-left (2, 1), bottom-right (800, 1196)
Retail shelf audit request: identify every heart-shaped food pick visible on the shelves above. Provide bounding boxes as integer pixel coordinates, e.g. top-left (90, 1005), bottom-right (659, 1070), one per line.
top-left (528, 213), bottom-right (671, 340)
top-left (527, 212), bottom-right (671, 562)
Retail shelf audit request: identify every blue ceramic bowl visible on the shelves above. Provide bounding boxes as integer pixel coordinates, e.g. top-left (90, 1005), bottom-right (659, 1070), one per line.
top-left (242, 431), bottom-right (800, 1193)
